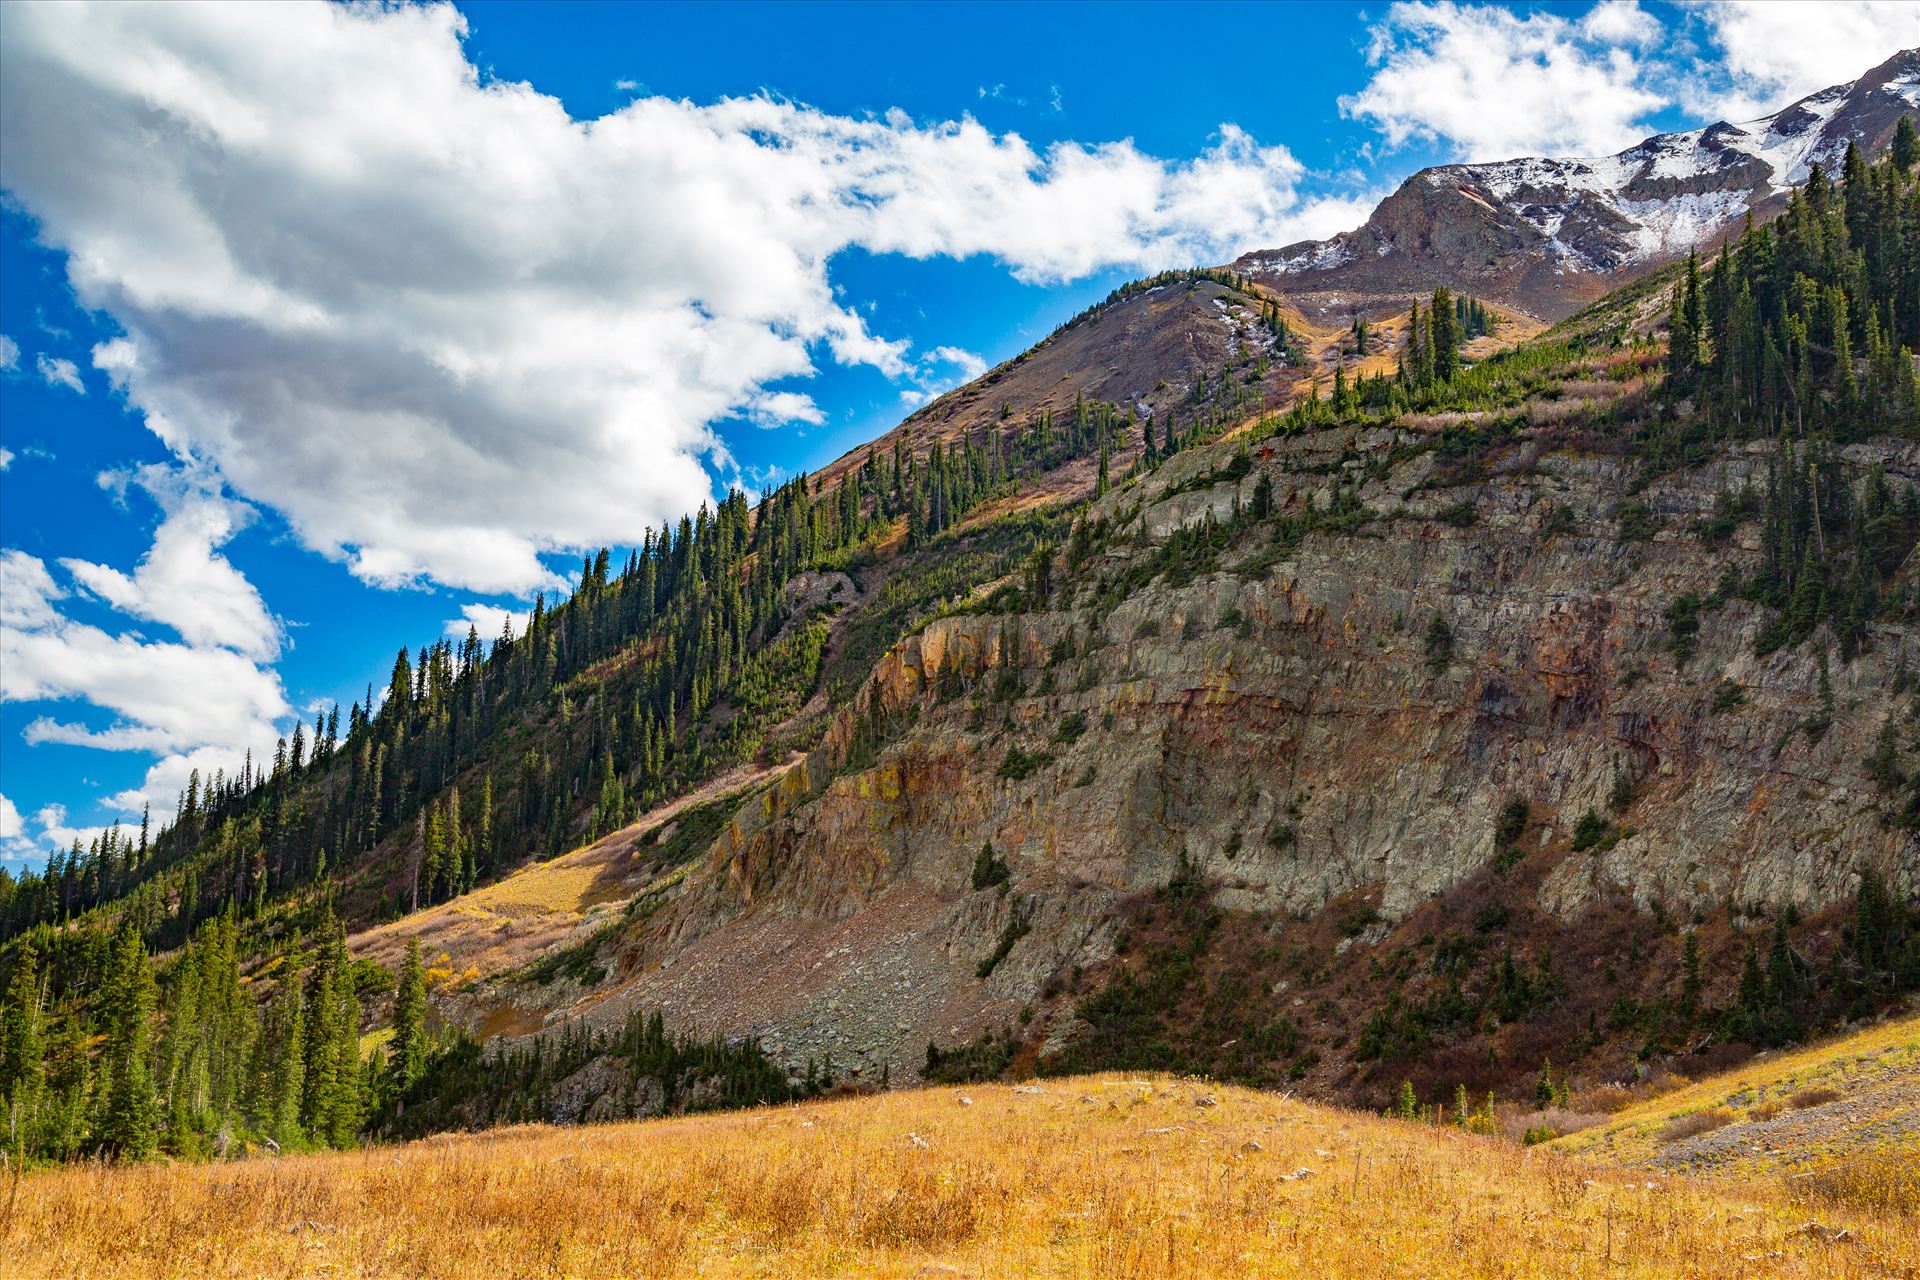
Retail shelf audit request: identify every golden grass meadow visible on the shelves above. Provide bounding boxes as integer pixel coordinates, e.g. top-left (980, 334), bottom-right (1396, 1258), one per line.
top-left (6, 1064), bottom-right (1916, 1280)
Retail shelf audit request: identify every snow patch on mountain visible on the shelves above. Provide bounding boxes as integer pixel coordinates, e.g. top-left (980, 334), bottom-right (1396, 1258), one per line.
top-left (1255, 51), bottom-right (1918, 283)
top-left (1615, 190), bottom-right (1751, 263)
top-left (1247, 241), bottom-right (1354, 276)
top-left (1723, 83), bottom-right (1852, 187)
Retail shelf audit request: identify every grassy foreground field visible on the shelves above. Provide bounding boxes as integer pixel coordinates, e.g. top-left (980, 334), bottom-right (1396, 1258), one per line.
top-left (6, 1071), bottom-right (1915, 1280)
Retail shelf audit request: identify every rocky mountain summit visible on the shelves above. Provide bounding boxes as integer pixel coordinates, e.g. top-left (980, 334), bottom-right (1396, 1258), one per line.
top-left (1235, 49), bottom-right (1920, 324)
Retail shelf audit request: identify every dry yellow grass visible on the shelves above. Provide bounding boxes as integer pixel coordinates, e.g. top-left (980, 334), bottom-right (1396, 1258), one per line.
top-left (1551, 1014), bottom-right (1920, 1172)
top-left (7, 1072), bottom-right (1912, 1279)
top-left (347, 764), bottom-right (787, 994)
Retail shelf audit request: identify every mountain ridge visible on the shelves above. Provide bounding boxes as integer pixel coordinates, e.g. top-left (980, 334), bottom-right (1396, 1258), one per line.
top-left (1233, 48), bottom-right (1920, 324)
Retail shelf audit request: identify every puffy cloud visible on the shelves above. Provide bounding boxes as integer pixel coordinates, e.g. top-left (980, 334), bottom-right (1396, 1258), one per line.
top-left (61, 467), bottom-right (281, 661)
top-left (444, 601), bottom-right (531, 641)
top-left (105, 744), bottom-right (253, 826)
top-left (0, 333), bottom-right (18, 370)
top-left (3, 476), bottom-right (279, 834)
top-left (1341, 1), bottom-right (1916, 164)
top-left (0, 791), bottom-right (34, 866)
top-left (1686, 1), bottom-right (1920, 122)
top-left (899, 345), bottom-right (993, 411)
top-left (744, 390), bottom-right (827, 429)
top-left (1341, 2), bottom-right (1668, 160)
top-left (1, 542), bottom-right (289, 830)
top-left (1580, 0), bottom-right (1661, 48)
top-left (928, 346), bottom-right (989, 383)
top-left (34, 352), bottom-right (83, 393)
top-left (0, 0), bottom-right (1358, 597)
top-left (31, 803), bottom-right (109, 856)
top-left (8, 615), bottom-right (288, 756)
top-left (0, 449), bottom-right (12, 472)
top-left (0, 549), bottom-right (63, 631)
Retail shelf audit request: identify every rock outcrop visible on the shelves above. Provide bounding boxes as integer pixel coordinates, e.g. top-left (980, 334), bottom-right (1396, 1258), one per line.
top-left (577, 414), bottom-right (1919, 1085)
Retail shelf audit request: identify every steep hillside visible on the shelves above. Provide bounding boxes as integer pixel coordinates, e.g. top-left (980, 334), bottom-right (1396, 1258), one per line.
top-left (428, 147), bottom-right (1920, 1118)
top-left (14, 1069), bottom-right (1916, 1280)
top-left (1233, 48), bottom-right (1920, 324)
top-left (810, 272), bottom-right (1310, 493)
top-left (544, 363), bottom-right (1918, 1093)
top-left (4, 114), bottom-right (1918, 1171)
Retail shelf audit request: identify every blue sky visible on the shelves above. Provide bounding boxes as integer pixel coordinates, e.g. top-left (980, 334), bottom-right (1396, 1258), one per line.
top-left (1, 0), bottom-right (1914, 860)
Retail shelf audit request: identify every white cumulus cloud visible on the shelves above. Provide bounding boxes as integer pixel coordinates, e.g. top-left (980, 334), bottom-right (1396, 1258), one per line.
top-left (928, 346), bottom-right (990, 383)
top-left (31, 803), bottom-right (109, 857)
top-left (62, 466), bottom-right (282, 661)
top-left (1, 541), bottom-right (289, 833)
top-left (0, 333), bottom-right (18, 370)
top-left (444, 601), bottom-right (531, 642)
top-left (1342, 1), bottom-right (1668, 161)
top-left (0, 0), bottom-right (1360, 598)
top-left (1687, 1), bottom-right (1920, 122)
top-left (899, 345), bottom-right (994, 410)
top-left (1340, 0), bottom-right (1916, 163)
top-left (744, 390), bottom-right (827, 429)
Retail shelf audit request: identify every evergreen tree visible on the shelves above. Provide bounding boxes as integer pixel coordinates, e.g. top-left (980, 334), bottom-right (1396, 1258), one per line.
top-left (300, 926), bottom-right (361, 1146)
top-left (1430, 286), bottom-right (1459, 384)
top-left (245, 981), bottom-right (304, 1145)
top-left (1251, 472), bottom-right (1274, 520)
top-left (1424, 612), bottom-right (1454, 672)
top-left (1668, 250), bottom-right (1705, 381)
top-left (1894, 115), bottom-right (1918, 174)
top-left (1679, 931), bottom-right (1703, 1020)
top-left (1734, 943), bottom-right (1767, 1032)
top-left (97, 924), bottom-right (158, 1159)
top-left (391, 938), bottom-right (427, 1093)
top-left (0, 942), bottom-right (45, 1124)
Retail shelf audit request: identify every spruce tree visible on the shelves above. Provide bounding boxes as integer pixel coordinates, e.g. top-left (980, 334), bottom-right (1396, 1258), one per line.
top-left (301, 938), bottom-right (341, 1137)
top-left (1868, 715), bottom-right (1901, 791)
top-left (1893, 115), bottom-right (1918, 173)
top-left (1424, 612), bottom-right (1454, 672)
top-left (98, 924), bottom-right (158, 1159)
top-left (246, 982), bottom-right (304, 1145)
top-left (327, 969), bottom-right (363, 1147)
top-left (1430, 286), bottom-right (1459, 384)
top-left (391, 938), bottom-right (427, 1093)
top-left (0, 942), bottom-right (45, 1123)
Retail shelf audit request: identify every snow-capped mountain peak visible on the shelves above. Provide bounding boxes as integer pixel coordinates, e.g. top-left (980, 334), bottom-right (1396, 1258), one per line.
top-left (1236, 49), bottom-right (1920, 323)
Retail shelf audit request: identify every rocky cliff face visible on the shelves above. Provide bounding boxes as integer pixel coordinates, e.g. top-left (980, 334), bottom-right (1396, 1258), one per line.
top-left (569, 387), bottom-right (1918, 1090)
top-left (1234, 49), bottom-right (1920, 324)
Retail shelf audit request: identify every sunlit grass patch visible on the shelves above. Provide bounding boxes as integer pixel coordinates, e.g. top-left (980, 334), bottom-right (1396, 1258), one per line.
top-left (9, 1072), bottom-right (1914, 1279)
